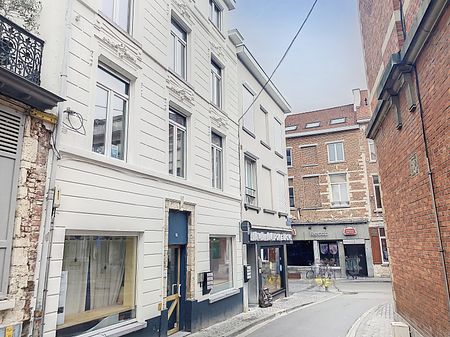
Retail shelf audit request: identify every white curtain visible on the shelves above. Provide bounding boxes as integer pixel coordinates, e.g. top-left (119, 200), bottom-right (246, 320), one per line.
top-left (63, 237), bottom-right (90, 315)
top-left (90, 237), bottom-right (126, 309)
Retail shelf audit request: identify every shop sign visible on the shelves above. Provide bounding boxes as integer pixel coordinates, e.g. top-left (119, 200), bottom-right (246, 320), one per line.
top-left (311, 231), bottom-right (328, 237)
top-left (343, 227), bottom-right (357, 236)
top-left (249, 230), bottom-right (293, 243)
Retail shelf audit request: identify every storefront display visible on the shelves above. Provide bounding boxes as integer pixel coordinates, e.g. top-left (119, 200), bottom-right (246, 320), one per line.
top-left (319, 241), bottom-right (340, 266)
top-left (260, 247), bottom-right (282, 294)
top-left (209, 237), bottom-right (233, 293)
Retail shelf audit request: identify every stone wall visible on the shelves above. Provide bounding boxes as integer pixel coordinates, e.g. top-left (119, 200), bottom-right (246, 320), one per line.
top-left (0, 113), bottom-right (51, 337)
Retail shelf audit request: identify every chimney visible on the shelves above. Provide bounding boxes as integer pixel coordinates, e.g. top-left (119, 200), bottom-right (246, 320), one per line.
top-left (352, 88), bottom-right (361, 111)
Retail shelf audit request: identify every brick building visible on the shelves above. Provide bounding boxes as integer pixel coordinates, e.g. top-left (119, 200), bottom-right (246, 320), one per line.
top-left (0, 14), bottom-right (63, 336)
top-left (285, 89), bottom-right (389, 279)
top-left (358, 0), bottom-right (449, 336)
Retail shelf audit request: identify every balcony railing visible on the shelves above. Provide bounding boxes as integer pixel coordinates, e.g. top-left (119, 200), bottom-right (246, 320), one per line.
top-left (0, 14), bottom-right (44, 85)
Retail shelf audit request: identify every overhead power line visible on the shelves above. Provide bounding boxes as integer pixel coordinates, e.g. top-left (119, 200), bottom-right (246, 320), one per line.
top-left (238, 0), bottom-right (319, 122)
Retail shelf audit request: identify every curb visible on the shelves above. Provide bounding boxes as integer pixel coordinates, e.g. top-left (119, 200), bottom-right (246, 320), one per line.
top-left (345, 304), bottom-right (380, 337)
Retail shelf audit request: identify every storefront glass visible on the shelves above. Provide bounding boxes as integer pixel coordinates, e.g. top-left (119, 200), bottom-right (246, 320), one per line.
top-left (210, 237), bottom-right (233, 293)
top-left (260, 247), bottom-right (283, 294)
top-left (319, 241), bottom-right (340, 266)
top-left (57, 236), bottom-right (137, 336)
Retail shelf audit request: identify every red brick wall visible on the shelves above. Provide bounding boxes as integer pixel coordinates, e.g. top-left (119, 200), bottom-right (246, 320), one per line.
top-left (359, 4), bottom-right (449, 336)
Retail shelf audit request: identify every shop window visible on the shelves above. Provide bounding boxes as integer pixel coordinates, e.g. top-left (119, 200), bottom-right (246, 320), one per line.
top-left (379, 228), bottom-right (389, 263)
top-left (93, 66), bottom-right (129, 160)
top-left (209, 237), bottom-right (233, 293)
top-left (287, 241), bottom-right (314, 266)
top-left (329, 173), bottom-right (349, 207)
top-left (260, 247), bottom-right (283, 294)
top-left (57, 236), bottom-right (137, 336)
top-left (169, 109), bottom-right (187, 178)
top-left (319, 241), bottom-right (339, 266)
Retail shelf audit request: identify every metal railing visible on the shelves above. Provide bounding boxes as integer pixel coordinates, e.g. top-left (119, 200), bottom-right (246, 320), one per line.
top-left (0, 14), bottom-right (44, 85)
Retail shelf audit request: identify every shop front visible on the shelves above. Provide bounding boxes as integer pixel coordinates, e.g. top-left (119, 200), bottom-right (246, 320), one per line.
top-left (287, 221), bottom-right (374, 278)
top-left (243, 225), bottom-right (293, 305)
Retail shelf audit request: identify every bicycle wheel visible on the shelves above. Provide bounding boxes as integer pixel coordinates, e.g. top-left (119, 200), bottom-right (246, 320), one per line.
top-left (305, 270), bottom-right (314, 279)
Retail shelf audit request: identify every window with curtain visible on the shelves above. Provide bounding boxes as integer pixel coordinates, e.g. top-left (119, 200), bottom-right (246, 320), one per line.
top-left (209, 237), bottom-right (233, 293)
top-left (330, 173), bottom-right (349, 207)
top-left (169, 109), bottom-right (187, 178)
top-left (211, 131), bottom-right (223, 189)
top-left (170, 19), bottom-right (187, 79)
top-left (211, 60), bottom-right (222, 108)
top-left (327, 142), bottom-right (345, 163)
top-left (244, 156), bottom-right (257, 205)
top-left (93, 66), bottom-right (129, 160)
top-left (57, 236), bottom-right (136, 336)
top-left (102, 0), bottom-right (132, 32)
top-left (242, 85), bottom-right (255, 133)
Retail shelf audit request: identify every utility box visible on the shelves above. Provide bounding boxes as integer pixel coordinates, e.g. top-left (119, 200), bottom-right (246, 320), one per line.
top-left (391, 322), bottom-right (410, 337)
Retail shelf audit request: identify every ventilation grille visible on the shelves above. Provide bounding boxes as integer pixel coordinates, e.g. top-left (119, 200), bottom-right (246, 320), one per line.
top-left (0, 110), bottom-right (22, 155)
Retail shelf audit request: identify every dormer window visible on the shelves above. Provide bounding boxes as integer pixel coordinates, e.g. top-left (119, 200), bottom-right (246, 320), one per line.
top-left (305, 121), bottom-right (320, 128)
top-left (210, 0), bottom-right (222, 30)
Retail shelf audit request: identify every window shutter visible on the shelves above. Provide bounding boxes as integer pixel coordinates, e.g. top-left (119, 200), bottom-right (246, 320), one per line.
top-left (0, 109), bottom-right (24, 299)
top-left (369, 227), bottom-right (382, 265)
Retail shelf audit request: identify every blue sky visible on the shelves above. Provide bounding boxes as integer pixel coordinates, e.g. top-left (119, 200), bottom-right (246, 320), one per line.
top-left (230, 0), bottom-right (367, 112)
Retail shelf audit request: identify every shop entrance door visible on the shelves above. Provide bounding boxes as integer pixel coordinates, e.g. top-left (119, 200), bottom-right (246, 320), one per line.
top-left (166, 245), bottom-right (186, 335)
top-left (344, 244), bottom-right (368, 277)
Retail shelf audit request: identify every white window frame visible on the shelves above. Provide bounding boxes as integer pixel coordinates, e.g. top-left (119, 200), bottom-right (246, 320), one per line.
top-left (274, 117), bottom-right (284, 155)
top-left (275, 171), bottom-right (287, 211)
top-left (330, 117), bottom-right (346, 125)
top-left (242, 84), bottom-right (255, 134)
top-left (260, 105), bottom-right (270, 145)
top-left (209, 0), bottom-right (222, 30)
top-left (211, 59), bottom-right (222, 108)
top-left (288, 177), bottom-right (295, 208)
top-left (93, 66), bottom-right (129, 161)
top-left (368, 139), bottom-right (377, 162)
top-left (286, 147), bottom-right (293, 167)
top-left (372, 174), bottom-right (383, 211)
top-left (211, 131), bottom-right (223, 189)
top-left (327, 141), bottom-right (345, 163)
top-left (329, 173), bottom-right (349, 207)
top-left (209, 236), bottom-right (234, 294)
top-left (305, 121), bottom-right (320, 128)
top-left (169, 109), bottom-right (187, 178)
top-left (379, 228), bottom-right (389, 264)
top-left (101, 0), bottom-right (133, 32)
top-left (244, 156), bottom-right (257, 205)
top-left (170, 19), bottom-right (187, 80)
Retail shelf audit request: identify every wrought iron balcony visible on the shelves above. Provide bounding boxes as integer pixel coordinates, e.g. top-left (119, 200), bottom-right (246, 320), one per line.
top-left (0, 14), bottom-right (43, 85)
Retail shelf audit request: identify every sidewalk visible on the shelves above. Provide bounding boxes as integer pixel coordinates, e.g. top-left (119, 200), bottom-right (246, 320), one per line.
top-left (188, 285), bottom-right (339, 337)
top-left (346, 302), bottom-right (394, 337)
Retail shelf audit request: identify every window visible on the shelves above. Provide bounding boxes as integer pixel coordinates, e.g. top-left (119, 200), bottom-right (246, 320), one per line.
top-left (101, 0), bottom-right (132, 32)
top-left (244, 156), bottom-right (257, 205)
top-left (260, 107), bottom-right (270, 145)
top-left (57, 236), bottom-right (136, 336)
top-left (169, 109), bottom-right (187, 178)
top-left (288, 178), bottom-right (295, 208)
top-left (368, 139), bottom-right (377, 162)
top-left (210, 237), bottom-right (233, 293)
top-left (260, 167), bottom-right (273, 209)
top-left (274, 118), bottom-right (284, 155)
top-left (260, 247), bottom-right (283, 294)
top-left (330, 117), bottom-right (346, 125)
top-left (286, 148), bottom-right (292, 167)
top-left (327, 142), bottom-right (345, 163)
top-left (211, 132), bottom-right (223, 189)
top-left (373, 175), bottom-right (383, 210)
top-left (93, 66), bottom-right (129, 160)
top-left (287, 241), bottom-right (314, 266)
top-left (285, 125), bottom-right (297, 132)
top-left (302, 176), bottom-right (321, 209)
top-left (211, 60), bottom-right (222, 108)
top-left (319, 241), bottom-right (340, 266)
top-left (305, 121), bottom-right (320, 128)
top-left (275, 172), bottom-right (286, 211)
top-left (170, 19), bottom-right (187, 79)
top-left (330, 173), bottom-right (349, 207)
top-left (379, 228), bottom-right (389, 263)
top-left (209, 0), bottom-right (222, 30)
top-left (242, 85), bottom-right (255, 133)
top-left (300, 145), bottom-right (318, 166)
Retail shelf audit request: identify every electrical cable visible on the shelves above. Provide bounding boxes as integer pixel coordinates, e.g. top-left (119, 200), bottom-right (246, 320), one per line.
top-left (63, 108), bottom-right (86, 135)
top-left (238, 0), bottom-right (319, 122)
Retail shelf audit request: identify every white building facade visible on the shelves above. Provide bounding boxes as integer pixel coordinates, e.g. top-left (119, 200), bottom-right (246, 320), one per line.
top-left (35, 0), bottom-right (245, 336)
top-left (229, 33), bottom-right (292, 307)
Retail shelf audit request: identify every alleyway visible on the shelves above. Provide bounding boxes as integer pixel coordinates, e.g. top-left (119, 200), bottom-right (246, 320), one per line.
top-left (243, 280), bottom-right (393, 337)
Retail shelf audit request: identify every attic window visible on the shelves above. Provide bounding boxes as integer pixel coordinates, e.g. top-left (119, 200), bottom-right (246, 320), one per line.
top-left (305, 122), bottom-right (320, 128)
top-left (285, 125), bottom-right (297, 132)
top-left (330, 117), bottom-right (346, 125)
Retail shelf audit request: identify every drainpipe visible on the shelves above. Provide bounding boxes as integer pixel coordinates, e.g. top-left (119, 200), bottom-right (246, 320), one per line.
top-left (33, 1), bottom-right (73, 336)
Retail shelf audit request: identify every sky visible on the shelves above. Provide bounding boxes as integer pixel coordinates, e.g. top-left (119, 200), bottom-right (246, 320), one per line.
top-left (230, 0), bottom-right (368, 112)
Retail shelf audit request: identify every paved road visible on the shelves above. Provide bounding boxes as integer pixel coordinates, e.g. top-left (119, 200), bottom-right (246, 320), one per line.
top-left (243, 281), bottom-right (393, 337)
